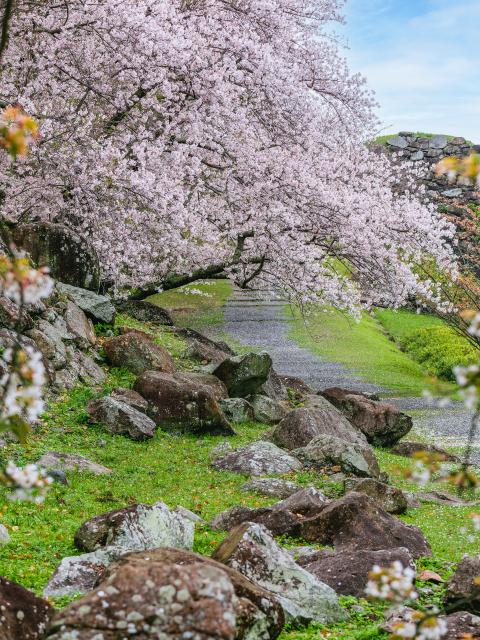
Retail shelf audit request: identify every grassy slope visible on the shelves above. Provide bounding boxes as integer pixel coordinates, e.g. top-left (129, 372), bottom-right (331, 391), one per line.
top-left (287, 306), bottom-right (452, 396)
top-left (0, 281), bottom-right (477, 640)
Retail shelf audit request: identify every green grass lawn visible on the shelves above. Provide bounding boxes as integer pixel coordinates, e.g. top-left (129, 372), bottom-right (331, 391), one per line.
top-left (1, 282), bottom-right (478, 640)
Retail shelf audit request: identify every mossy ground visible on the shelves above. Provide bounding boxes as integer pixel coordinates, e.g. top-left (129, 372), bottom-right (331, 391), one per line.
top-left (0, 281), bottom-right (477, 639)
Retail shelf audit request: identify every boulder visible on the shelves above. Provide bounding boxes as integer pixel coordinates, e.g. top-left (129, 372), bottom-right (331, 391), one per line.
top-left (250, 395), bottom-right (287, 424)
top-left (212, 441), bottom-right (302, 476)
top-left (134, 371), bottom-right (234, 436)
top-left (272, 401), bottom-right (367, 451)
top-left (213, 523), bottom-right (344, 624)
top-left (209, 505), bottom-right (301, 537)
top-left (77, 351), bottom-right (106, 384)
top-left (87, 396), bottom-right (156, 440)
top-left (258, 369), bottom-right (288, 401)
top-left (104, 331), bottom-right (175, 375)
top-left (110, 387), bottom-right (149, 411)
top-left (27, 321), bottom-right (67, 370)
top-left (278, 375), bottom-right (313, 399)
top-left (56, 282), bottom-right (115, 323)
top-left (63, 300), bottom-right (96, 348)
top-left (320, 388), bottom-right (412, 446)
top-left (0, 576), bottom-right (53, 640)
top-left (45, 502), bottom-right (195, 597)
top-left (185, 338), bottom-right (229, 364)
top-left (293, 434), bottom-right (381, 478)
top-left (213, 351), bottom-right (272, 397)
top-left (173, 327), bottom-right (235, 356)
top-left (37, 451), bottom-right (111, 475)
top-left (0, 295), bottom-right (33, 331)
top-left (445, 555), bottom-right (480, 614)
top-left (219, 398), bottom-right (254, 423)
top-left (241, 477), bottom-right (302, 499)
top-left (299, 492), bottom-right (432, 558)
top-left (4, 222), bottom-right (101, 290)
top-left (272, 487), bottom-right (329, 517)
top-left (116, 299), bottom-right (173, 325)
top-left (391, 441), bottom-right (459, 462)
top-left (298, 547), bottom-right (414, 597)
top-left (74, 502), bottom-right (195, 553)
top-left (344, 478), bottom-right (408, 514)
top-left (46, 548), bottom-right (284, 640)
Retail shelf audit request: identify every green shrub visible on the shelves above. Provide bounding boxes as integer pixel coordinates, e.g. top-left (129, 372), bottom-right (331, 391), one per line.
top-left (401, 326), bottom-right (478, 380)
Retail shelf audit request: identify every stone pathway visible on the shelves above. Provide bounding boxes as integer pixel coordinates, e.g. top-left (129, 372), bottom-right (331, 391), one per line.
top-left (210, 286), bottom-right (478, 462)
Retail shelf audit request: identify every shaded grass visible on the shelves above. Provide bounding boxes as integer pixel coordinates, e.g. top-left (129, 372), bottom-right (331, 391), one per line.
top-left (287, 306), bottom-right (451, 396)
top-left (146, 279), bottom-right (232, 329)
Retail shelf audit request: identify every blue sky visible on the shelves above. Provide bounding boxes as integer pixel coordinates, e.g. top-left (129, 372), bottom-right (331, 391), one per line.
top-left (339, 0), bottom-right (479, 141)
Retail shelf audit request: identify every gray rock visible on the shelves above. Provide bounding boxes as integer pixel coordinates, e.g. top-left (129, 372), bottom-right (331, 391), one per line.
top-left (27, 321), bottom-right (67, 369)
top-left (213, 351), bottom-right (272, 397)
top-left (56, 283), bottom-right (116, 323)
top-left (294, 434), bottom-right (381, 478)
top-left (219, 397), bottom-right (254, 423)
top-left (110, 387), bottom-right (149, 412)
top-left (209, 441), bottom-right (233, 459)
top-left (430, 134), bottom-right (448, 149)
top-left (0, 296), bottom-right (33, 331)
top-left (443, 188), bottom-right (463, 198)
top-left (259, 369), bottom-right (289, 401)
top-left (77, 351), bottom-right (106, 384)
top-left (2, 222), bottom-right (101, 290)
top-left (63, 300), bottom-right (96, 348)
top-left (174, 506), bottom-right (205, 524)
top-left (213, 522), bottom-right (344, 624)
top-left (250, 394), bottom-right (287, 424)
top-left (241, 477), bottom-right (302, 498)
top-left (37, 451), bottom-right (112, 475)
top-left (53, 364), bottom-right (79, 389)
top-left (185, 338), bottom-right (229, 364)
top-left (87, 396), bottom-right (156, 440)
top-left (45, 501), bottom-right (195, 597)
top-left (298, 547), bottom-right (414, 598)
top-left (272, 400), bottom-right (367, 451)
top-left (0, 524), bottom-right (9, 545)
top-left (344, 478), bottom-right (408, 514)
top-left (386, 136), bottom-right (408, 149)
top-left (212, 440), bottom-right (302, 476)
top-left (410, 150), bottom-right (424, 161)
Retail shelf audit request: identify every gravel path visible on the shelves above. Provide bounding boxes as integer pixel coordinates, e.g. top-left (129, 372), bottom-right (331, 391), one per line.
top-left (210, 286), bottom-right (478, 461)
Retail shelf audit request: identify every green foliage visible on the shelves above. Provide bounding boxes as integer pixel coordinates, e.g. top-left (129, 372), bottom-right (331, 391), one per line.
top-left (376, 309), bottom-right (478, 381)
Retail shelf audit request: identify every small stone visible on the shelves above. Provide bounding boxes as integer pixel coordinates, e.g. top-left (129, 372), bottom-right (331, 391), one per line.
top-left (241, 477), bottom-right (302, 498)
top-left (37, 451), bottom-right (112, 475)
top-left (212, 440), bottom-right (302, 476)
top-left (0, 525), bottom-right (9, 545)
top-left (418, 570), bottom-right (444, 583)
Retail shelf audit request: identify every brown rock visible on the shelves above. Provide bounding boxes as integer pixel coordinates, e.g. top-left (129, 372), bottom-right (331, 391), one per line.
top-left (272, 402), bottom-right (367, 451)
top-left (116, 299), bottom-right (173, 325)
top-left (0, 296), bottom-right (33, 331)
top-left (446, 556), bottom-right (480, 614)
top-left (299, 493), bottom-right (432, 558)
top-left (47, 548), bottom-right (284, 640)
top-left (320, 388), bottom-right (412, 446)
top-left (64, 300), bottom-right (96, 348)
top-left (0, 576), bottom-right (53, 640)
top-left (418, 569), bottom-right (444, 583)
top-left (110, 387), bottom-right (149, 411)
top-left (134, 371), bottom-right (234, 435)
top-left (272, 487), bottom-right (329, 517)
top-left (298, 547), bottom-right (414, 597)
top-left (277, 375), bottom-right (313, 399)
top-left (392, 441), bottom-right (459, 462)
top-left (344, 478), bottom-right (408, 514)
top-left (104, 331), bottom-right (175, 375)
top-left (210, 505), bottom-right (302, 537)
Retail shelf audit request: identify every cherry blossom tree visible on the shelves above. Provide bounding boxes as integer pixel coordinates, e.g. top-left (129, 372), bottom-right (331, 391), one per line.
top-left (0, 0), bottom-right (456, 311)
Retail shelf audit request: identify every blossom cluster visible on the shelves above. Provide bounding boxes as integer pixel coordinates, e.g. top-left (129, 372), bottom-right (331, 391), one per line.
top-left (0, 254), bottom-right (54, 306)
top-left (0, 106), bottom-right (38, 159)
top-left (2, 461), bottom-right (52, 503)
top-left (1, 346), bottom-right (46, 423)
top-left (389, 610), bottom-right (447, 640)
top-left (365, 561), bottom-right (418, 603)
